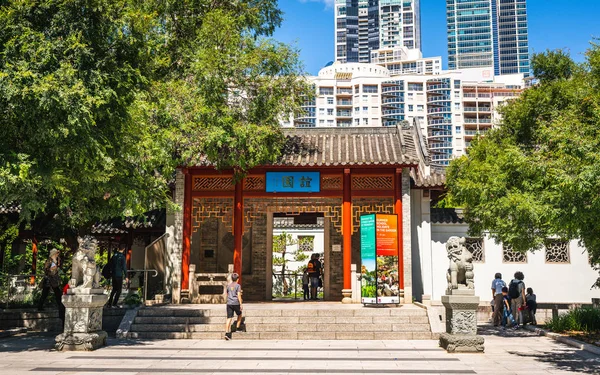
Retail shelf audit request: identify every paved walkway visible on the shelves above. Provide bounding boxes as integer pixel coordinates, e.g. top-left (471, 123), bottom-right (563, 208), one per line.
top-left (0, 326), bottom-right (598, 375)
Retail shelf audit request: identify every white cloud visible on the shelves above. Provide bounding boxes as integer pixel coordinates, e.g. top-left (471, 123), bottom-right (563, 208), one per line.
top-left (298, 0), bottom-right (335, 9)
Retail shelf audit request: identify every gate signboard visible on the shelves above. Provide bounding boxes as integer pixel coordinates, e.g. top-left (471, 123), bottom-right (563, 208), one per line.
top-left (360, 214), bottom-right (400, 304)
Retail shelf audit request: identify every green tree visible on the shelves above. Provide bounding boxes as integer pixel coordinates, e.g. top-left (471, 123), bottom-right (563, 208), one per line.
top-left (0, 1), bottom-right (309, 247)
top-left (446, 42), bottom-right (600, 287)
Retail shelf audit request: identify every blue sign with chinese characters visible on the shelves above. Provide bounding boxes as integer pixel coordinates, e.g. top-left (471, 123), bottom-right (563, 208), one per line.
top-left (265, 172), bottom-right (320, 193)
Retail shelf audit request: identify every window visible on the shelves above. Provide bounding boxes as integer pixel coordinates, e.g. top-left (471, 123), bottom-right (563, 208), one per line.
top-left (327, 97), bottom-right (334, 105)
top-left (319, 87), bottom-right (334, 96)
top-left (408, 105), bottom-right (414, 112)
top-left (362, 106), bottom-right (368, 112)
top-left (455, 103), bottom-right (461, 110)
top-left (363, 118), bottom-right (368, 125)
top-left (355, 107), bottom-right (360, 112)
top-left (363, 85), bottom-right (378, 93)
top-left (408, 93), bottom-right (414, 98)
top-left (298, 236), bottom-right (315, 253)
top-left (455, 126), bottom-right (461, 134)
top-left (502, 244), bottom-right (527, 263)
top-left (465, 238), bottom-right (484, 262)
top-left (319, 108), bottom-right (325, 116)
top-left (319, 119), bottom-right (324, 124)
top-left (417, 105), bottom-right (424, 112)
top-left (362, 95), bottom-right (368, 102)
top-left (408, 83), bottom-right (423, 91)
top-left (327, 120), bottom-right (334, 125)
top-left (545, 240), bottom-right (570, 263)
top-left (327, 109), bottom-right (333, 116)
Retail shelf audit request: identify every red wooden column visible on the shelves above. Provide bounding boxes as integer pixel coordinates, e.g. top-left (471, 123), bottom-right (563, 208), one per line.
top-left (342, 169), bottom-right (352, 291)
top-left (30, 237), bottom-right (38, 285)
top-left (394, 169), bottom-right (404, 290)
top-left (181, 169), bottom-right (192, 290)
top-left (233, 180), bottom-right (244, 284)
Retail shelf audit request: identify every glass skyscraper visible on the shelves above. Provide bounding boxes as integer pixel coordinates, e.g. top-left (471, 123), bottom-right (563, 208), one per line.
top-left (447, 0), bottom-right (530, 75)
top-left (335, 0), bottom-right (421, 64)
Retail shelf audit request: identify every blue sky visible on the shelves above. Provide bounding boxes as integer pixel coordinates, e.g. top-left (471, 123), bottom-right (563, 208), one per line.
top-left (274, 0), bottom-right (600, 75)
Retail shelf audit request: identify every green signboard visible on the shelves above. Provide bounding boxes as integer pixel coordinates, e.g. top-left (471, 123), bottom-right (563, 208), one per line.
top-left (360, 214), bottom-right (377, 304)
top-left (360, 213), bottom-right (400, 305)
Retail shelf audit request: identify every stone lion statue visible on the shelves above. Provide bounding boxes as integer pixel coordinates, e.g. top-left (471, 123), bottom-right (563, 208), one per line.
top-left (71, 236), bottom-right (101, 289)
top-left (446, 236), bottom-right (474, 291)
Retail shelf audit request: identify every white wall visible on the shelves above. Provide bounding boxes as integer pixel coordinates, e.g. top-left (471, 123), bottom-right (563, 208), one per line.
top-left (272, 228), bottom-right (325, 273)
top-left (429, 224), bottom-right (600, 304)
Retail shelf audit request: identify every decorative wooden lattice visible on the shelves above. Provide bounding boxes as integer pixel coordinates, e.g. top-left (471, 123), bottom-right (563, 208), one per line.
top-left (352, 176), bottom-right (394, 190)
top-left (352, 199), bottom-right (395, 234)
top-left (192, 198), bottom-right (234, 233)
top-left (193, 176), bottom-right (234, 191)
top-left (465, 238), bottom-right (484, 263)
top-left (298, 236), bottom-right (315, 253)
top-left (244, 176), bottom-right (265, 191)
top-left (321, 175), bottom-right (342, 190)
top-left (502, 244), bottom-right (527, 264)
top-left (244, 198), bottom-right (343, 234)
top-left (545, 240), bottom-right (570, 264)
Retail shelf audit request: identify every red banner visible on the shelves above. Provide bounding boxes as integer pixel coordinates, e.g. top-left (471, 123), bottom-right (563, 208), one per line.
top-left (376, 214), bottom-right (398, 256)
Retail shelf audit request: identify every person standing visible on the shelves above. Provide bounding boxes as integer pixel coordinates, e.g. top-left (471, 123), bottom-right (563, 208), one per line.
top-left (302, 269), bottom-right (309, 301)
top-left (307, 254), bottom-right (322, 300)
top-left (491, 273), bottom-right (506, 326)
top-left (37, 249), bottom-right (65, 322)
top-left (508, 271), bottom-right (526, 328)
top-left (526, 287), bottom-right (537, 325)
top-left (107, 243), bottom-right (128, 308)
top-left (224, 273), bottom-right (244, 340)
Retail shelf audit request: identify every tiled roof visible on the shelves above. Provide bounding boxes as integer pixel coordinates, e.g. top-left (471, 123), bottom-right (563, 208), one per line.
top-left (0, 204), bottom-right (21, 214)
top-left (91, 209), bottom-right (166, 234)
top-left (411, 168), bottom-right (446, 188)
top-left (278, 126), bottom-right (423, 167)
top-left (431, 208), bottom-right (465, 224)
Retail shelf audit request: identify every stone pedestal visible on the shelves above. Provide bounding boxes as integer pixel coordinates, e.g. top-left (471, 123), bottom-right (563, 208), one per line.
top-left (55, 288), bottom-right (108, 351)
top-left (439, 292), bottom-right (484, 353)
top-left (341, 289), bottom-right (352, 304)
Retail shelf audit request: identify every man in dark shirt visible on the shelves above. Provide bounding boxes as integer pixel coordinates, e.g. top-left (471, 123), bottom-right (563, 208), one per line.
top-left (107, 243), bottom-right (128, 308)
top-left (307, 253), bottom-right (322, 300)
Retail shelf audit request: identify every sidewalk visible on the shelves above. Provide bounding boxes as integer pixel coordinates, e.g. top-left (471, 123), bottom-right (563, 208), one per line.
top-left (0, 325), bottom-right (597, 374)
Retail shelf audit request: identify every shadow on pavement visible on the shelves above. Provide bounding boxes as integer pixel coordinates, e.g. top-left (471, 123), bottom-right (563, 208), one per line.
top-left (0, 332), bottom-right (155, 352)
top-left (478, 323), bottom-right (541, 338)
top-left (508, 349), bottom-right (600, 374)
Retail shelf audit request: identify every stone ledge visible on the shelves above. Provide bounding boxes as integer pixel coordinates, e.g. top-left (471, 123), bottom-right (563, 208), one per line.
top-left (0, 327), bottom-right (27, 338)
top-left (439, 333), bottom-right (485, 353)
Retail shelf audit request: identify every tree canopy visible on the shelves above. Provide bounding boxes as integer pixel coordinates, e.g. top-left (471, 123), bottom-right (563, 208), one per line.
top-left (446, 42), bottom-right (600, 287)
top-left (0, 0), bottom-right (309, 239)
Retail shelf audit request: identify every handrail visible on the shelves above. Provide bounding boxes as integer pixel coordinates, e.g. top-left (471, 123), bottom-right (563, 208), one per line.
top-left (127, 269), bottom-right (158, 278)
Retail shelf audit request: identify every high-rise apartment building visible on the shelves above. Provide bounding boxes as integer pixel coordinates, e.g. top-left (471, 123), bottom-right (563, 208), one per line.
top-left (447, 0), bottom-right (530, 76)
top-left (283, 63), bottom-right (525, 166)
top-left (335, 0), bottom-right (421, 64)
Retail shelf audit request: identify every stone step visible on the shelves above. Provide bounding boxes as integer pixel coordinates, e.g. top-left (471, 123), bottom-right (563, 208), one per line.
top-left (128, 331), bottom-right (439, 340)
top-left (133, 315), bottom-right (428, 325)
top-left (135, 308), bottom-right (427, 318)
top-left (130, 321), bottom-right (431, 333)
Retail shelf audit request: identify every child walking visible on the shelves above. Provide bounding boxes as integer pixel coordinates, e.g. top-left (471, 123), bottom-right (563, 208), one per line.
top-left (501, 286), bottom-right (519, 330)
top-left (224, 273), bottom-right (245, 340)
top-left (302, 269), bottom-right (309, 301)
top-left (526, 287), bottom-right (537, 325)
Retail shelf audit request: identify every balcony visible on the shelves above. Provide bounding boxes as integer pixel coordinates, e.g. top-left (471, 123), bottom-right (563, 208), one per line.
top-left (463, 118), bottom-right (492, 124)
top-left (464, 129), bottom-right (489, 136)
top-left (464, 107), bottom-right (492, 112)
top-left (428, 107), bottom-right (451, 114)
top-left (336, 88), bottom-right (353, 95)
top-left (336, 100), bottom-right (353, 106)
top-left (336, 111), bottom-right (352, 117)
top-left (382, 109), bottom-right (404, 115)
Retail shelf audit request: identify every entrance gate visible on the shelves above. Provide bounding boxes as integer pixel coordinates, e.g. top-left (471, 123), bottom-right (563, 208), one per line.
top-left (176, 126), bottom-right (428, 303)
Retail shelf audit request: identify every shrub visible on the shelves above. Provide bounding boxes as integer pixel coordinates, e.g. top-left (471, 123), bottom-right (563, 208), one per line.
top-left (545, 307), bottom-right (600, 333)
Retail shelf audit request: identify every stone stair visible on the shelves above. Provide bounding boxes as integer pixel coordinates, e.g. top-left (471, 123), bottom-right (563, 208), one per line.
top-left (128, 305), bottom-right (437, 340)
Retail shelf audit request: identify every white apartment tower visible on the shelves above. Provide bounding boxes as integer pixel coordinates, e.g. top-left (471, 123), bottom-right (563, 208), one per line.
top-left (335, 0), bottom-right (421, 64)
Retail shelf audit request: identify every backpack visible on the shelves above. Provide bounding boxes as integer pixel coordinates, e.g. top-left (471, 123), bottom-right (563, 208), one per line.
top-left (101, 257), bottom-right (114, 279)
top-left (508, 280), bottom-right (522, 299)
